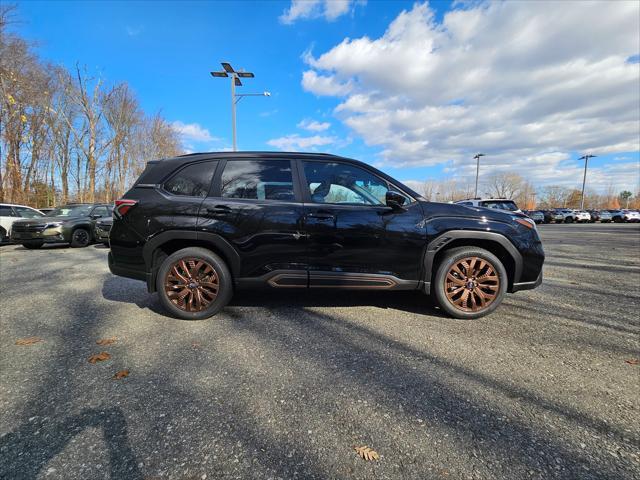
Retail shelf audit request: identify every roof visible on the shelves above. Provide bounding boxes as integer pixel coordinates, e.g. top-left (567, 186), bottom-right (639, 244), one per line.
top-left (173, 151), bottom-right (345, 161)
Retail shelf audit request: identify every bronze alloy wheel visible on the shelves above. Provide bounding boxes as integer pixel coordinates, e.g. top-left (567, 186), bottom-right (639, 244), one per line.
top-left (444, 256), bottom-right (500, 312)
top-left (164, 257), bottom-right (219, 312)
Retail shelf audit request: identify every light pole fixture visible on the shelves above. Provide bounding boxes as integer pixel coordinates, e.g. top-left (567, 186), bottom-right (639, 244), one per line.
top-left (473, 153), bottom-right (485, 198)
top-left (578, 154), bottom-right (596, 210)
top-left (210, 62), bottom-right (269, 151)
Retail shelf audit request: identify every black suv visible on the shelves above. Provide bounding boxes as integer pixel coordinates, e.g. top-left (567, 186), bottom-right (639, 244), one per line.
top-left (109, 152), bottom-right (544, 320)
top-left (11, 203), bottom-right (112, 248)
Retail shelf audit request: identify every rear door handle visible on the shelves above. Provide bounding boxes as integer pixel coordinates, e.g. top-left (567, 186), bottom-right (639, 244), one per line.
top-left (205, 205), bottom-right (232, 215)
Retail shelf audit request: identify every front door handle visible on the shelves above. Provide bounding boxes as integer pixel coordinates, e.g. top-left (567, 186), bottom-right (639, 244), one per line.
top-left (205, 205), bottom-right (232, 215)
top-left (307, 212), bottom-right (335, 221)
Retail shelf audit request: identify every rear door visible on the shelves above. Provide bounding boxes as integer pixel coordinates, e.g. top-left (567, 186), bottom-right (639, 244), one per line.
top-left (198, 158), bottom-right (307, 284)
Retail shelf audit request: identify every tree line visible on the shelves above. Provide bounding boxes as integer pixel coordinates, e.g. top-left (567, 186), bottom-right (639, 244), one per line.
top-left (0, 6), bottom-right (182, 208)
top-left (419, 173), bottom-right (639, 210)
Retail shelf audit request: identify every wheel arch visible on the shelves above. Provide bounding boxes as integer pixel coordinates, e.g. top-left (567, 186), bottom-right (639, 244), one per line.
top-left (143, 231), bottom-right (241, 292)
top-left (424, 230), bottom-right (522, 292)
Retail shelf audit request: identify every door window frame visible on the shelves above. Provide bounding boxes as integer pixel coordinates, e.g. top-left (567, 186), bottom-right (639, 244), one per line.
top-left (208, 158), bottom-right (303, 204)
top-left (296, 159), bottom-right (416, 208)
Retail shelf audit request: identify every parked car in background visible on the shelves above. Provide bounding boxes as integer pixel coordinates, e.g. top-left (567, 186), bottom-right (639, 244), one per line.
top-left (523, 210), bottom-right (545, 224)
top-left (94, 216), bottom-right (113, 246)
top-left (574, 210), bottom-right (591, 223)
top-left (38, 207), bottom-right (56, 215)
top-left (590, 210), bottom-right (612, 223)
top-left (11, 203), bottom-right (112, 249)
top-left (539, 210), bottom-right (554, 224)
top-left (109, 152), bottom-right (544, 320)
top-left (454, 198), bottom-right (522, 213)
top-left (552, 208), bottom-right (577, 223)
top-left (605, 209), bottom-right (625, 223)
top-left (0, 203), bottom-right (45, 243)
top-left (622, 210), bottom-right (640, 223)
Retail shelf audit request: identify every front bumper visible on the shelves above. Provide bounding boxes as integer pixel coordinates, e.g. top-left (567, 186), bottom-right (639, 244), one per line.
top-left (11, 226), bottom-right (66, 243)
top-left (95, 226), bottom-right (111, 241)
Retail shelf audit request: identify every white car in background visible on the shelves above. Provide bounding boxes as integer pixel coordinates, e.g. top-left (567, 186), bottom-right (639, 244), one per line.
top-left (622, 210), bottom-right (640, 222)
top-left (0, 203), bottom-right (46, 243)
top-left (574, 210), bottom-right (591, 223)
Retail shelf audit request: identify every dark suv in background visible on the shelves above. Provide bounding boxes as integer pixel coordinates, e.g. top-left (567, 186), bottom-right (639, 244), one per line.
top-left (109, 152), bottom-right (544, 320)
top-left (11, 203), bottom-right (112, 249)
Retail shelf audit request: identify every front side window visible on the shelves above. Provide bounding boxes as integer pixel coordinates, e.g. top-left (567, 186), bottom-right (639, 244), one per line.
top-left (303, 161), bottom-right (401, 206)
top-left (0, 206), bottom-right (16, 217)
top-left (221, 160), bottom-right (294, 201)
top-left (14, 207), bottom-right (44, 218)
top-left (164, 161), bottom-right (217, 198)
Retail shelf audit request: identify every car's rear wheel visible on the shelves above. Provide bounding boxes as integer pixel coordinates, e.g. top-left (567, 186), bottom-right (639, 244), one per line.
top-left (156, 247), bottom-right (233, 320)
top-left (70, 228), bottom-right (91, 248)
top-left (433, 247), bottom-right (507, 319)
top-left (565, 217), bottom-right (574, 223)
top-left (23, 240), bottom-right (44, 249)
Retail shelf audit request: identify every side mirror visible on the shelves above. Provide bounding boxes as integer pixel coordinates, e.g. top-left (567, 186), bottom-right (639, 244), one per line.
top-left (385, 190), bottom-right (406, 209)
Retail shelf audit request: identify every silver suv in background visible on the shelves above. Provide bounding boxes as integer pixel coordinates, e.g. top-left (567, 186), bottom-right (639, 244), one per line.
top-left (552, 209), bottom-right (577, 223)
top-left (454, 198), bottom-right (522, 213)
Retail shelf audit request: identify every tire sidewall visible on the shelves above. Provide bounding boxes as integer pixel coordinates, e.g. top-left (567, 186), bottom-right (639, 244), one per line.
top-left (156, 247), bottom-right (233, 320)
top-left (70, 228), bottom-right (91, 248)
top-left (433, 247), bottom-right (508, 320)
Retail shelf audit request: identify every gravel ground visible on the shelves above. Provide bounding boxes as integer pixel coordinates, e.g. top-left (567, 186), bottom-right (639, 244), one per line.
top-left (0, 223), bottom-right (639, 480)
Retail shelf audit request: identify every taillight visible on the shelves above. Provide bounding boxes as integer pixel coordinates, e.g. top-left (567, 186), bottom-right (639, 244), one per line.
top-left (114, 199), bottom-right (138, 218)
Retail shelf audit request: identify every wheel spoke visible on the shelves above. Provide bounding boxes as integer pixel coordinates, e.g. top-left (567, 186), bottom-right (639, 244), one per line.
top-left (165, 257), bottom-right (220, 313)
top-left (443, 256), bottom-right (500, 313)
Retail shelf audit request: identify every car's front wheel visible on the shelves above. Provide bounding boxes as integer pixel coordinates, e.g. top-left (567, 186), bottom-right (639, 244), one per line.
top-left (156, 247), bottom-right (233, 320)
top-left (70, 228), bottom-right (91, 248)
top-left (433, 247), bottom-right (508, 320)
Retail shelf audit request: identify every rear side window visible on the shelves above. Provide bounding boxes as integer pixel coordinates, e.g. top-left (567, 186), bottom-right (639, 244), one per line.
top-left (221, 160), bottom-right (294, 201)
top-left (0, 206), bottom-right (16, 217)
top-left (480, 200), bottom-right (518, 211)
top-left (164, 161), bottom-right (217, 198)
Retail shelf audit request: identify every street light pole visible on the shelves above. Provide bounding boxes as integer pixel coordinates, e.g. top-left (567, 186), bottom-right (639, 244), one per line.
top-left (578, 154), bottom-right (596, 210)
top-left (211, 62), bottom-right (269, 151)
top-left (473, 153), bottom-right (485, 198)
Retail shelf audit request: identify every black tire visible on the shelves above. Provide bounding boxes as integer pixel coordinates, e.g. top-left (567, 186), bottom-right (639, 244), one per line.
top-left (565, 217), bottom-right (574, 223)
top-left (156, 247), bottom-right (233, 320)
top-left (70, 228), bottom-right (91, 248)
top-left (432, 247), bottom-right (508, 320)
top-left (102, 241), bottom-right (110, 247)
top-left (0, 227), bottom-right (7, 243)
top-left (23, 241), bottom-right (44, 249)
top-left (613, 216), bottom-right (622, 223)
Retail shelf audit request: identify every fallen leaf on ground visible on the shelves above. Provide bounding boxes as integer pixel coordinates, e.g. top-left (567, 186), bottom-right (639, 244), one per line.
top-left (192, 342), bottom-right (201, 349)
top-left (96, 337), bottom-right (117, 346)
top-left (15, 337), bottom-right (43, 346)
top-left (625, 359), bottom-right (639, 365)
top-left (88, 352), bottom-right (111, 364)
top-left (354, 446), bottom-right (379, 461)
top-left (113, 369), bottom-right (129, 379)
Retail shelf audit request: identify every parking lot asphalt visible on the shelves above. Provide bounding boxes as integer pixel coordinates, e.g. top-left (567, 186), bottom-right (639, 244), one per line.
top-left (0, 223), bottom-right (639, 480)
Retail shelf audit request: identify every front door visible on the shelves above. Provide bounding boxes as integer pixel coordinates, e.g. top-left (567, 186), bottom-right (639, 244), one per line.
top-left (198, 158), bottom-right (307, 286)
top-left (299, 160), bottom-right (426, 289)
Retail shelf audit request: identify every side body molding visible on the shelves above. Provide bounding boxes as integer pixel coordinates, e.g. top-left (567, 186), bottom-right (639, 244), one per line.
top-left (423, 230), bottom-right (523, 290)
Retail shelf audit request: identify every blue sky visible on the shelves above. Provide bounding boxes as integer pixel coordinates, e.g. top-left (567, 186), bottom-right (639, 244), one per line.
top-left (13, 0), bottom-right (640, 193)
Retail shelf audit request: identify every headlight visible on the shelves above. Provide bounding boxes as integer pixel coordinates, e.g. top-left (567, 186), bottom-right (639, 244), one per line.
top-left (512, 215), bottom-right (536, 229)
top-left (44, 222), bottom-right (63, 228)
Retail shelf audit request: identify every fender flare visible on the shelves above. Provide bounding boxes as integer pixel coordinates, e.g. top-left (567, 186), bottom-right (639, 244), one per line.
top-left (423, 230), bottom-right (523, 288)
top-left (142, 230), bottom-right (241, 276)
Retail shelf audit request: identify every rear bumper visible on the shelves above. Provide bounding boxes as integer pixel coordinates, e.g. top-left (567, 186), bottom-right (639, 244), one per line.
top-left (108, 251), bottom-right (147, 282)
top-left (512, 271), bottom-right (543, 292)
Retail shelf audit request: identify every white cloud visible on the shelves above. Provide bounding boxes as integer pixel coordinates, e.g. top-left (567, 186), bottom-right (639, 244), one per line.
top-left (280, 0), bottom-right (363, 24)
top-left (298, 119), bottom-right (331, 131)
top-left (302, 1), bottom-right (640, 191)
top-left (125, 25), bottom-right (143, 36)
top-left (171, 121), bottom-right (216, 143)
top-left (267, 134), bottom-right (336, 151)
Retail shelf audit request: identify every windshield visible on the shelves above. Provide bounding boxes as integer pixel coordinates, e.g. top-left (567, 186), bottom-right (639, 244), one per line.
top-left (479, 200), bottom-right (519, 212)
top-left (46, 205), bottom-right (92, 217)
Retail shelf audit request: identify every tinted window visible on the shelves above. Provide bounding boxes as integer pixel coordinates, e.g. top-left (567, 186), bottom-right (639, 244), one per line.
top-left (479, 200), bottom-right (519, 212)
top-left (0, 206), bottom-right (16, 217)
top-left (91, 206), bottom-right (110, 218)
top-left (303, 161), bottom-right (397, 206)
top-left (221, 160), bottom-right (294, 201)
top-left (164, 161), bottom-right (217, 197)
top-left (14, 207), bottom-right (44, 218)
